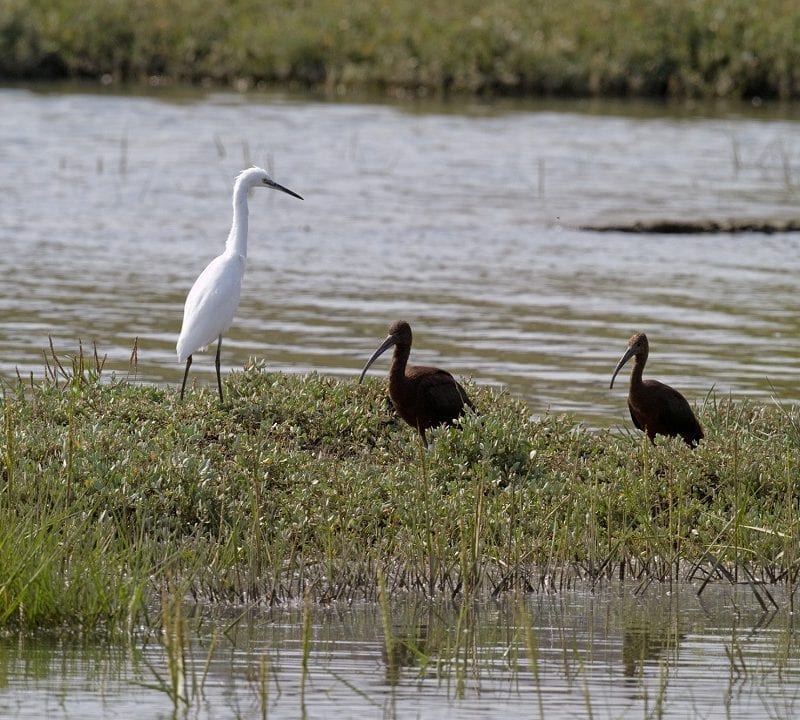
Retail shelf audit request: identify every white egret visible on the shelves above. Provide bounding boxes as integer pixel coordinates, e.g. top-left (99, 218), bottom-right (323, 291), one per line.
top-left (177, 166), bottom-right (303, 402)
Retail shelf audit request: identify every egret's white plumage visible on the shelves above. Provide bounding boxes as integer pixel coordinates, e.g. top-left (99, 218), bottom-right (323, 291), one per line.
top-left (177, 166), bottom-right (303, 402)
top-left (176, 252), bottom-right (245, 362)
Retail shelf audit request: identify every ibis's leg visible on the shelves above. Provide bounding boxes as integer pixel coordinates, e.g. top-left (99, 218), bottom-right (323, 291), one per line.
top-left (215, 335), bottom-right (224, 403)
top-left (179, 355), bottom-right (192, 400)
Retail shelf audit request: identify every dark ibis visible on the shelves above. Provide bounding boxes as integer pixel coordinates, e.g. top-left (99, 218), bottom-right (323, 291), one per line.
top-left (359, 320), bottom-right (474, 446)
top-left (610, 332), bottom-right (703, 447)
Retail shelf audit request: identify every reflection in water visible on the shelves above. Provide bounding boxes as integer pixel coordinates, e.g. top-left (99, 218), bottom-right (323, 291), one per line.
top-left (1, 89), bottom-right (800, 426)
top-left (2, 585), bottom-right (799, 719)
top-left (382, 624), bottom-right (428, 686)
top-left (620, 616), bottom-right (682, 680)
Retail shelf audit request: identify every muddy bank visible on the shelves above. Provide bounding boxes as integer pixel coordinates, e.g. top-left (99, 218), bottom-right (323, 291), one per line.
top-left (580, 219), bottom-right (800, 234)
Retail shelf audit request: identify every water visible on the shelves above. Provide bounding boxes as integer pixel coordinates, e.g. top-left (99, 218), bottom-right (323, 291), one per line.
top-left (1, 585), bottom-right (798, 719)
top-left (2, 87), bottom-right (800, 426)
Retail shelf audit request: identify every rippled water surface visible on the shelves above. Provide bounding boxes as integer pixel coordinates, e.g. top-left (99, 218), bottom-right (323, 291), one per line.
top-left (1, 585), bottom-right (799, 719)
top-left (1, 87), bottom-right (800, 424)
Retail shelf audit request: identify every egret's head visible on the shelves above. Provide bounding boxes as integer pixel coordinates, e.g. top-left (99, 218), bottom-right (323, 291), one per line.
top-left (235, 166), bottom-right (303, 200)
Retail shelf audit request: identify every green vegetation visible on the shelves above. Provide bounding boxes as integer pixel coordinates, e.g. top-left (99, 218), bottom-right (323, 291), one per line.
top-left (1, 346), bottom-right (799, 633)
top-left (2, 0), bottom-right (800, 99)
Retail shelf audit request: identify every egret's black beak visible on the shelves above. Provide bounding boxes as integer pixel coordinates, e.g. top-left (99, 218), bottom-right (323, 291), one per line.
top-left (269, 179), bottom-right (303, 200)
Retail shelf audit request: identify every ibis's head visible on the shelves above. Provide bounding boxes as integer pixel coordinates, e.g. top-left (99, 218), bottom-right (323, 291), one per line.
top-left (610, 332), bottom-right (649, 389)
top-left (358, 320), bottom-right (413, 384)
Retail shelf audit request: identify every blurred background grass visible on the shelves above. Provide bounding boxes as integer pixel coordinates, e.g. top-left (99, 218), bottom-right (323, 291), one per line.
top-left (2, 0), bottom-right (799, 99)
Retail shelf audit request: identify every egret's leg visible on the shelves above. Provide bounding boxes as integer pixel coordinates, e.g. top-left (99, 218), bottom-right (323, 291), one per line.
top-left (215, 335), bottom-right (224, 403)
top-left (180, 355), bottom-right (192, 400)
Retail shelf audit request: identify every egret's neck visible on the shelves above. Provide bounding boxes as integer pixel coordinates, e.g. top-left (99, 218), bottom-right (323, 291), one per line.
top-left (225, 184), bottom-right (250, 256)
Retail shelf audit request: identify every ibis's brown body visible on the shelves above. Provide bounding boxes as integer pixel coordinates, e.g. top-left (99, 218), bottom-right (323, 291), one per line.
top-left (360, 321), bottom-right (473, 446)
top-left (610, 333), bottom-right (703, 448)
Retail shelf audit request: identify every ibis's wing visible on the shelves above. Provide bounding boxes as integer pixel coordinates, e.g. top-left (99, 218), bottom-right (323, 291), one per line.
top-left (411, 367), bottom-right (472, 426)
top-left (627, 400), bottom-right (644, 431)
top-left (640, 379), bottom-right (704, 444)
top-left (644, 379), bottom-right (697, 425)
